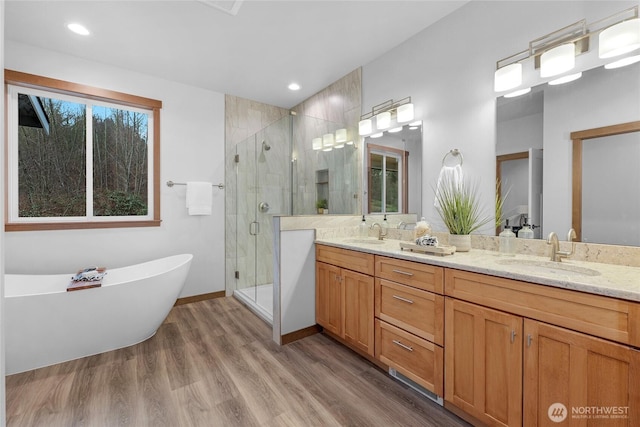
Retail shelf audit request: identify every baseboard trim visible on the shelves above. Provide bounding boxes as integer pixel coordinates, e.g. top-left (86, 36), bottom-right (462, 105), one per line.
top-left (281, 325), bottom-right (321, 345)
top-left (174, 291), bottom-right (226, 306)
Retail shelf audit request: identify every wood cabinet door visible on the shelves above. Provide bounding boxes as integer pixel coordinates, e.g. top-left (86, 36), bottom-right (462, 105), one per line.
top-left (524, 319), bottom-right (640, 426)
top-left (445, 298), bottom-right (523, 427)
top-left (315, 261), bottom-right (343, 337)
top-left (343, 269), bottom-right (374, 356)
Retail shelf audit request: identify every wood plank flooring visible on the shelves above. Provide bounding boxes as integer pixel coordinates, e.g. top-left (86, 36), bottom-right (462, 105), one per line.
top-left (6, 297), bottom-right (470, 427)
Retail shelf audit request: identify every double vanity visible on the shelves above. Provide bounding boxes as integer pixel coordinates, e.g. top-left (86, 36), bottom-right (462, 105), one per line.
top-left (314, 235), bottom-right (640, 427)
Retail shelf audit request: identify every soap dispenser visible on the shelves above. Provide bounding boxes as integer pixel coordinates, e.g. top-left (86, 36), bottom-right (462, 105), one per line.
top-left (359, 215), bottom-right (368, 237)
top-left (499, 220), bottom-right (516, 256)
top-left (382, 215), bottom-right (389, 237)
top-left (518, 221), bottom-right (534, 239)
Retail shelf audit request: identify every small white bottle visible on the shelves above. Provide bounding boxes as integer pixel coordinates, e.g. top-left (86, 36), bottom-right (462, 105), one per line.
top-left (499, 222), bottom-right (516, 256)
top-left (359, 215), bottom-right (368, 238)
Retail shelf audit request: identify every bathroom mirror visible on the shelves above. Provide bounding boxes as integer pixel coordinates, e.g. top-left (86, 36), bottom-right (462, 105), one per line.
top-left (571, 121), bottom-right (640, 246)
top-left (496, 61), bottom-right (640, 245)
top-left (363, 123), bottom-right (422, 215)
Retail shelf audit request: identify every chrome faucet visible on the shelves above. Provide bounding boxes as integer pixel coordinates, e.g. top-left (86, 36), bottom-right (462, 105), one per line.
top-left (546, 228), bottom-right (577, 262)
top-left (370, 222), bottom-right (386, 240)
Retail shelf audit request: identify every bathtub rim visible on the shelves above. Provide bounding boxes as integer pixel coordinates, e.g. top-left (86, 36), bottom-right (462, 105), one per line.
top-left (4, 253), bottom-right (193, 298)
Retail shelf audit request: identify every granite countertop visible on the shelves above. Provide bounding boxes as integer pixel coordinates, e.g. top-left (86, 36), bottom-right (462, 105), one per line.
top-left (315, 236), bottom-right (640, 303)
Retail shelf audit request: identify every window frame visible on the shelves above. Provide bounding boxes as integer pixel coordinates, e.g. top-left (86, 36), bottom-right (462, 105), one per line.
top-left (366, 143), bottom-right (408, 214)
top-left (4, 70), bottom-right (162, 231)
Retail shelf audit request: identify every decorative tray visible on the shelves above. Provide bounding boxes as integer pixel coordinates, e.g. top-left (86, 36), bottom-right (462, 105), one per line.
top-left (399, 242), bottom-right (456, 256)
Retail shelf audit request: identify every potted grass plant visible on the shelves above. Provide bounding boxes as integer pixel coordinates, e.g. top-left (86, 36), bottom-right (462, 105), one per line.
top-left (434, 175), bottom-right (492, 251)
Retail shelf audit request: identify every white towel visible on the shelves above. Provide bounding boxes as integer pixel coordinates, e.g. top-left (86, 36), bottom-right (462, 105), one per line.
top-left (434, 164), bottom-right (463, 207)
top-left (186, 182), bottom-right (212, 215)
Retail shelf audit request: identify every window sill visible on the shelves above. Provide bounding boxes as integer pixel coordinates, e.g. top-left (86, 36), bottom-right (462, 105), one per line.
top-left (5, 220), bottom-right (162, 232)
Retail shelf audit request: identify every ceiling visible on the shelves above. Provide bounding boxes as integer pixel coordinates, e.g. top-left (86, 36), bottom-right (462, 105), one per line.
top-left (4, 0), bottom-right (469, 108)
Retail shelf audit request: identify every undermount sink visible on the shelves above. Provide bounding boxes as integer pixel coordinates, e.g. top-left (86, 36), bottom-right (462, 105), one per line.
top-left (496, 258), bottom-right (601, 277)
top-left (345, 238), bottom-right (386, 245)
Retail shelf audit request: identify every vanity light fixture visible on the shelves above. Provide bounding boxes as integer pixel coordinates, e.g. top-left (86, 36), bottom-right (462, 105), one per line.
top-left (67, 23), bottom-right (90, 36)
top-left (322, 133), bottom-right (334, 151)
top-left (540, 43), bottom-right (575, 77)
top-left (370, 132), bottom-right (384, 138)
top-left (494, 6), bottom-right (639, 96)
top-left (359, 97), bottom-right (413, 136)
top-left (599, 18), bottom-right (640, 59)
top-left (358, 119), bottom-right (372, 135)
top-left (494, 63), bottom-right (522, 92)
top-left (375, 111), bottom-right (391, 130)
top-left (334, 128), bottom-right (347, 149)
top-left (388, 127), bottom-right (403, 133)
top-left (312, 128), bottom-right (354, 151)
top-left (396, 103), bottom-right (414, 123)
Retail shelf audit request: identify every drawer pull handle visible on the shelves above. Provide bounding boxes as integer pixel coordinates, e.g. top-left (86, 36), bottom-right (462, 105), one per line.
top-left (392, 269), bottom-right (414, 277)
top-left (510, 330), bottom-right (517, 343)
top-left (392, 295), bottom-right (414, 304)
top-left (392, 340), bottom-right (414, 352)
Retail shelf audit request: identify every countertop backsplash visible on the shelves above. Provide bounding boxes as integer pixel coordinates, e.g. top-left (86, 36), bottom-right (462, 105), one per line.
top-left (315, 226), bottom-right (640, 268)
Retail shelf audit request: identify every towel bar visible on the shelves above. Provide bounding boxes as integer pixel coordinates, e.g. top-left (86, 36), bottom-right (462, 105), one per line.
top-left (166, 180), bottom-right (224, 189)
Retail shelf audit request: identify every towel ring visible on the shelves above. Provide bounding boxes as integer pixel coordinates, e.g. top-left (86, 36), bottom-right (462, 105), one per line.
top-left (442, 149), bottom-right (463, 167)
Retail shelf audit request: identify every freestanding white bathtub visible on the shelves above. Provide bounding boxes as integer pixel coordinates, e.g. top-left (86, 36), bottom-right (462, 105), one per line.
top-left (5, 254), bottom-right (193, 375)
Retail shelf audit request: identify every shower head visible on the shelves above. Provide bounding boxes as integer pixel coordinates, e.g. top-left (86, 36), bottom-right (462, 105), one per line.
top-left (262, 140), bottom-right (271, 151)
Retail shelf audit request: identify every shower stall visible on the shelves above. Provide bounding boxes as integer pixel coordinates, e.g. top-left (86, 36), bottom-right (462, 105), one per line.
top-left (228, 113), bottom-right (359, 324)
top-left (232, 116), bottom-right (291, 323)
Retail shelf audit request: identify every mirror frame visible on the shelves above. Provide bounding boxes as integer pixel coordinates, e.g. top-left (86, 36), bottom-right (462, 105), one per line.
top-left (571, 120), bottom-right (640, 241)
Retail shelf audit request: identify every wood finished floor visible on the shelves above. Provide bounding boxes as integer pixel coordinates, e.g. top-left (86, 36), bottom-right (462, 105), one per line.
top-left (6, 297), bottom-right (470, 427)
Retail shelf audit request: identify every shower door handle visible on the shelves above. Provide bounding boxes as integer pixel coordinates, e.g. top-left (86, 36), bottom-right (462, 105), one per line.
top-left (250, 221), bottom-right (260, 235)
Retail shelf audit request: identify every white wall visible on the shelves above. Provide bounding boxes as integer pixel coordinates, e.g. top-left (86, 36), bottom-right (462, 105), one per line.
top-left (362, 0), bottom-right (637, 235)
top-left (543, 61), bottom-right (640, 236)
top-left (4, 41), bottom-right (226, 298)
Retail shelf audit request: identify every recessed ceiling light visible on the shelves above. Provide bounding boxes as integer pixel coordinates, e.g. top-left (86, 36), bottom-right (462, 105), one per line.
top-left (288, 83), bottom-right (301, 91)
top-left (67, 23), bottom-right (90, 36)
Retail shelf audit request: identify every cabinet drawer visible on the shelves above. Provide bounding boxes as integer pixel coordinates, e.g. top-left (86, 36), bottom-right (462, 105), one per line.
top-left (375, 279), bottom-right (444, 345)
top-left (375, 256), bottom-right (443, 294)
top-left (375, 320), bottom-right (443, 396)
top-left (316, 244), bottom-right (374, 275)
top-left (445, 268), bottom-right (640, 347)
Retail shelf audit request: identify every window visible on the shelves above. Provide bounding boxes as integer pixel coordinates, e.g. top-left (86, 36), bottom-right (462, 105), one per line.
top-left (5, 70), bottom-right (162, 231)
top-left (367, 144), bottom-right (408, 214)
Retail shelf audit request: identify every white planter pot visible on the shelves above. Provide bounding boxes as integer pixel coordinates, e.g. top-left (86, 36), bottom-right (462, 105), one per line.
top-left (449, 234), bottom-right (471, 252)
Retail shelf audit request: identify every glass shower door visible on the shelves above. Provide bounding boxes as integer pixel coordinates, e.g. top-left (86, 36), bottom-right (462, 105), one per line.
top-left (234, 115), bottom-right (291, 323)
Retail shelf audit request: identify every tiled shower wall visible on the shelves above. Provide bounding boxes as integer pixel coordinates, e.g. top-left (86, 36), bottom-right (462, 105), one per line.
top-left (225, 68), bottom-right (362, 295)
top-left (291, 68), bottom-right (362, 215)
